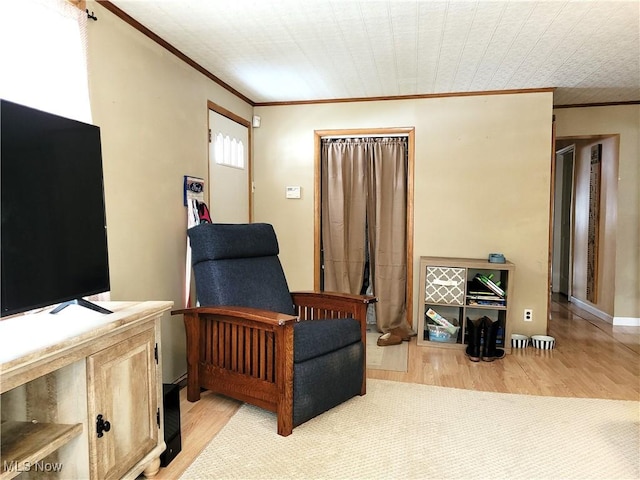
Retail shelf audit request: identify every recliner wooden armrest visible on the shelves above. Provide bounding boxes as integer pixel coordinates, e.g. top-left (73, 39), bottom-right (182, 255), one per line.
top-left (291, 291), bottom-right (377, 325)
top-left (171, 305), bottom-right (297, 411)
top-left (172, 305), bottom-right (298, 326)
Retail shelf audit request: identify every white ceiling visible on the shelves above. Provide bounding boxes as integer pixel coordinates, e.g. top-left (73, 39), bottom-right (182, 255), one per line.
top-left (107, 0), bottom-right (640, 106)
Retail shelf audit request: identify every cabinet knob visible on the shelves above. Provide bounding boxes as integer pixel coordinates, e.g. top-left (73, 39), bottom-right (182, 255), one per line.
top-left (96, 414), bottom-right (111, 438)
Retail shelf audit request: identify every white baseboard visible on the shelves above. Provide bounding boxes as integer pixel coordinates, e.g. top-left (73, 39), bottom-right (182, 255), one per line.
top-left (569, 297), bottom-right (613, 323)
top-left (613, 316), bottom-right (640, 327)
top-left (570, 296), bottom-right (640, 326)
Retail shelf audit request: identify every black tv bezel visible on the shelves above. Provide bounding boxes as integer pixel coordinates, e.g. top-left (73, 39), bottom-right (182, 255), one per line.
top-left (1, 99), bottom-right (111, 317)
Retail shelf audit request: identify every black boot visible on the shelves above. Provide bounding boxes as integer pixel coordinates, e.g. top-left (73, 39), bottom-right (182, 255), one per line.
top-left (481, 316), bottom-right (506, 362)
top-left (465, 317), bottom-right (481, 362)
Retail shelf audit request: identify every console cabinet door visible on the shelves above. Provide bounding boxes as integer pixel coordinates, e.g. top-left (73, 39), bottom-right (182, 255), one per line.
top-left (86, 327), bottom-right (158, 480)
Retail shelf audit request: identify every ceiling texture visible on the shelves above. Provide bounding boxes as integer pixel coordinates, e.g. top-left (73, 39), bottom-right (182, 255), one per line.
top-left (106, 0), bottom-right (640, 106)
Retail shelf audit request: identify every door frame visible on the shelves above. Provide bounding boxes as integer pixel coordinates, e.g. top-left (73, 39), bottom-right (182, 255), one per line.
top-left (313, 127), bottom-right (416, 327)
top-left (553, 144), bottom-right (576, 298)
top-left (207, 100), bottom-right (253, 222)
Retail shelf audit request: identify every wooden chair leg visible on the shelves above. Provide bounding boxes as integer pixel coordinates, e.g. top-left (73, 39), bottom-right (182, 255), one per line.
top-left (187, 373), bottom-right (201, 402)
top-left (183, 312), bottom-right (202, 402)
top-left (277, 415), bottom-right (293, 437)
top-left (276, 323), bottom-right (294, 436)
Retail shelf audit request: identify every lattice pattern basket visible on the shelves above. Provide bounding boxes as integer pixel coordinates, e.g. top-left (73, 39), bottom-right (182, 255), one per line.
top-left (425, 266), bottom-right (466, 305)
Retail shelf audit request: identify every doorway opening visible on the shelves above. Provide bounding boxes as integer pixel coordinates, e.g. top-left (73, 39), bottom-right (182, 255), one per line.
top-left (314, 128), bottom-right (415, 331)
top-left (551, 135), bottom-right (618, 322)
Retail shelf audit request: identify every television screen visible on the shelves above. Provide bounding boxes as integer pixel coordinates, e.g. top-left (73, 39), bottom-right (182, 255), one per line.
top-left (1, 99), bottom-right (110, 317)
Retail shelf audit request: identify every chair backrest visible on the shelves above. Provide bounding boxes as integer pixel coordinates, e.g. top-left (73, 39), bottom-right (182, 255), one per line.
top-left (188, 223), bottom-right (296, 315)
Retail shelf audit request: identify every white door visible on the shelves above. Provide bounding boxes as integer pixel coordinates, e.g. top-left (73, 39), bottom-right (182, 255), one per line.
top-left (208, 108), bottom-right (250, 223)
top-left (552, 146), bottom-right (574, 296)
top-left (558, 149), bottom-right (574, 296)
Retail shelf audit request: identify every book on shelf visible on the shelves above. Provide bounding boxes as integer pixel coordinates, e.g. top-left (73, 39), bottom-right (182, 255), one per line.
top-left (467, 292), bottom-right (506, 306)
top-left (466, 293), bottom-right (504, 301)
top-left (473, 273), bottom-right (505, 297)
top-left (468, 282), bottom-right (497, 296)
top-left (425, 308), bottom-right (458, 335)
top-left (467, 298), bottom-right (506, 307)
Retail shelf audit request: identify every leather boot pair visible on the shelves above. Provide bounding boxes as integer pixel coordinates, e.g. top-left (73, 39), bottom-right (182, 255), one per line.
top-left (481, 316), bottom-right (505, 361)
top-left (465, 316), bottom-right (505, 362)
top-left (465, 317), bottom-right (482, 362)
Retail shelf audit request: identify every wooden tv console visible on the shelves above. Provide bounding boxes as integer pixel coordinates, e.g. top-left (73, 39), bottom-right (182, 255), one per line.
top-left (0, 301), bottom-right (173, 480)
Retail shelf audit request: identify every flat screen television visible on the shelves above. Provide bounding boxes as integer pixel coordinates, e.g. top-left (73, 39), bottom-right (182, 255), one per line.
top-left (1, 99), bottom-right (111, 317)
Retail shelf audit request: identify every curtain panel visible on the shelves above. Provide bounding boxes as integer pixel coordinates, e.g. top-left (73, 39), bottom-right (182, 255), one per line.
top-left (321, 137), bottom-right (409, 333)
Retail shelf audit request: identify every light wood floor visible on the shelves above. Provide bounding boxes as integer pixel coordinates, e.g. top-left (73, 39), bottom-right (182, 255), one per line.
top-left (156, 297), bottom-right (639, 479)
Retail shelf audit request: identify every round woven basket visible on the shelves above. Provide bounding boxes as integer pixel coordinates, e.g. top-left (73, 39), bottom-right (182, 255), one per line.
top-left (531, 335), bottom-right (555, 350)
top-left (511, 334), bottom-right (529, 348)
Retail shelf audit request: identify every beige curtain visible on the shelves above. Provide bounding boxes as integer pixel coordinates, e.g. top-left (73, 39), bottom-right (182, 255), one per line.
top-left (321, 137), bottom-right (409, 333)
top-left (367, 139), bottom-right (409, 332)
top-left (321, 139), bottom-right (368, 294)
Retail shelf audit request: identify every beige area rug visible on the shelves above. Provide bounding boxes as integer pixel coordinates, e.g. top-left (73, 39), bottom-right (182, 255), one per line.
top-left (366, 330), bottom-right (408, 372)
top-left (179, 379), bottom-right (639, 480)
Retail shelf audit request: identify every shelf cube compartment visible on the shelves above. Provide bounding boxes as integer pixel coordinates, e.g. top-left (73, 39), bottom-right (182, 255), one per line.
top-left (463, 309), bottom-right (506, 347)
top-left (422, 304), bottom-right (462, 344)
top-left (425, 266), bottom-right (466, 305)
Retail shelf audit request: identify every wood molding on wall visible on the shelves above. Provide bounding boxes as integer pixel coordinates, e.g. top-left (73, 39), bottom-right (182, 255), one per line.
top-left (256, 87), bottom-right (556, 107)
top-left (554, 100), bottom-right (640, 109)
top-left (67, 0), bottom-right (86, 10)
top-left (96, 1), bottom-right (253, 105)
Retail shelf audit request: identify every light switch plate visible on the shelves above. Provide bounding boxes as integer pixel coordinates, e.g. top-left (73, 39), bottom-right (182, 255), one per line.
top-left (286, 186), bottom-right (301, 199)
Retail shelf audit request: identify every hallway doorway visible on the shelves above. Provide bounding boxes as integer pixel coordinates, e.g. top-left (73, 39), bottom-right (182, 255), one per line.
top-left (552, 135), bottom-right (619, 322)
top-left (313, 128), bottom-right (415, 332)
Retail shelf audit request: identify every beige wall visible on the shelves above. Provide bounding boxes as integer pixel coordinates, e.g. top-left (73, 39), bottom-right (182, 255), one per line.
top-left (555, 105), bottom-right (640, 323)
top-left (86, 1), bottom-right (253, 381)
top-left (253, 92), bottom-right (554, 338)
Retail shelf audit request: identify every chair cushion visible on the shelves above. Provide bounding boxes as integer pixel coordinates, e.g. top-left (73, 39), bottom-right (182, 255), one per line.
top-left (188, 223), bottom-right (279, 261)
top-left (293, 341), bottom-right (364, 427)
top-left (193, 256), bottom-right (295, 315)
top-left (294, 318), bottom-right (362, 363)
top-left (188, 222), bottom-right (295, 315)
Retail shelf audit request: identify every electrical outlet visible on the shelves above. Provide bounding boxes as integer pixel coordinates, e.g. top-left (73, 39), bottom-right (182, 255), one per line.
top-left (524, 309), bottom-right (533, 322)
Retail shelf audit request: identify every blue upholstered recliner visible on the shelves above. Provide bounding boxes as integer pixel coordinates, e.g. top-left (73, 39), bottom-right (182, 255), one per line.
top-left (172, 223), bottom-right (376, 436)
